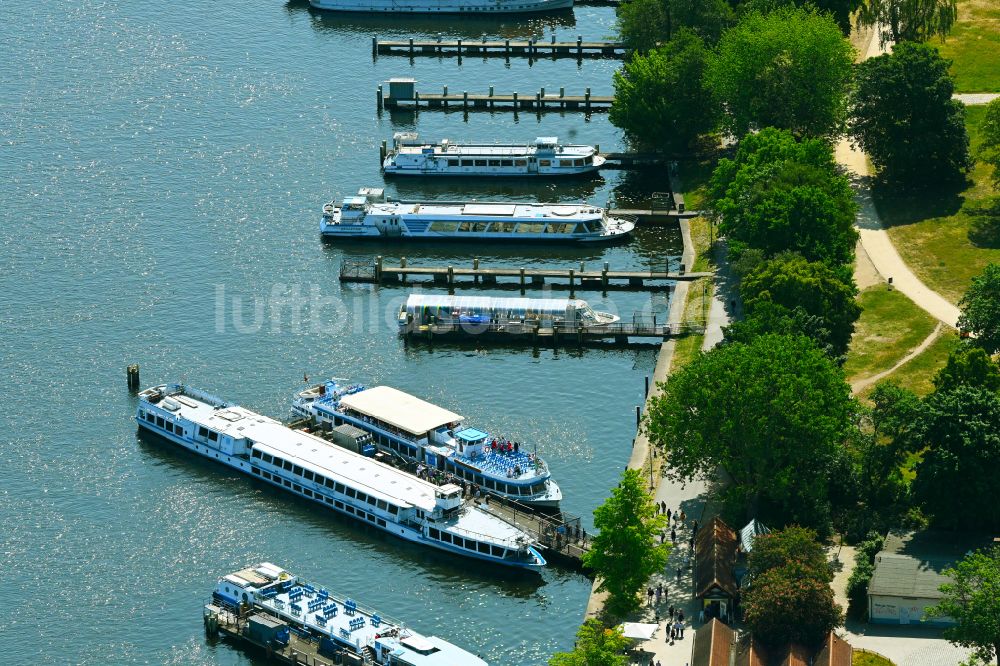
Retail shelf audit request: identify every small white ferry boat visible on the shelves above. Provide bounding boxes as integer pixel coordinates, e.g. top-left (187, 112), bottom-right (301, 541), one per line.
top-left (292, 381), bottom-right (562, 508)
top-left (383, 133), bottom-right (604, 177)
top-left (136, 384), bottom-right (545, 569)
top-left (308, 0), bottom-right (572, 13)
top-left (401, 294), bottom-right (621, 329)
top-left (206, 562), bottom-right (487, 665)
top-left (320, 188), bottom-right (634, 244)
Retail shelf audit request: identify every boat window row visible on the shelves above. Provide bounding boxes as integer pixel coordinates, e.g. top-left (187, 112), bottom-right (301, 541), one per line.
top-left (448, 463), bottom-right (545, 496)
top-left (329, 411), bottom-right (420, 456)
top-left (436, 157), bottom-right (595, 168)
top-left (138, 409), bottom-right (186, 437)
top-left (427, 526), bottom-right (506, 558)
top-left (196, 425), bottom-right (220, 442)
top-left (250, 466), bottom-right (390, 528)
top-left (250, 448), bottom-right (400, 516)
top-left (425, 220), bottom-right (599, 234)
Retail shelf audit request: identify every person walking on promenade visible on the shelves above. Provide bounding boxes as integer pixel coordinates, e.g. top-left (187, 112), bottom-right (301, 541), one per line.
top-left (671, 528), bottom-right (677, 544)
top-left (666, 507), bottom-right (672, 522)
top-left (676, 566), bottom-right (682, 584)
top-left (668, 605), bottom-right (675, 620)
top-left (648, 587), bottom-right (654, 606)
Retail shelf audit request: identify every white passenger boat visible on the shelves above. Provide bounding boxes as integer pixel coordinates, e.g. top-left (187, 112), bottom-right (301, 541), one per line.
top-left (136, 384), bottom-right (545, 569)
top-left (308, 0), bottom-right (572, 14)
top-left (292, 381), bottom-right (563, 508)
top-left (320, 188), bottom-right (635, 244)
top-left (400, 294), bottom-right (621, 329)
top-left (383, 133), bottom-right (604, 177)
top-left (207, 562), bottom-right (487, 665)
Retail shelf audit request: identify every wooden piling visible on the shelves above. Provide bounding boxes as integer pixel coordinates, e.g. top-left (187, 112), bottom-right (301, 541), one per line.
top-left (473, 258), bottom-right (480, 283)
top-left (379, 140), bottom-right (387, 164)
top-left (569, 269), bottom-right (575, 297)
top-left (127, 364), bottom-right (140, 392)
top-left (447, 266), bottom-right (454, 293)
top-left (376, 85), bottom-right (383, 109)
top-left (372, 36), bottom-right (377, 57)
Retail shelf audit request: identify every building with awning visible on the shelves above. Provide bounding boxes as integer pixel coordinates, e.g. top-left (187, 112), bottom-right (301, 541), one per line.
top-left (695, 517), bottom-right (739, 621)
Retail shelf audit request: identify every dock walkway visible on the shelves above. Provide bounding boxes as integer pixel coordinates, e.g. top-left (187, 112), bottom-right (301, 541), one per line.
top-left (374, 36), bottom-right (626, 59)
top-left (380, 85), bottom-right (613, 112)
top-left (209, 606), bottom-right (338, 666)
top-left (476, 497), bottom-right (590, 568)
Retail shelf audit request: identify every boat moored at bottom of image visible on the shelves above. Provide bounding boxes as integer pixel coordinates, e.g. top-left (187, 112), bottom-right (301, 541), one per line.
top-left (308, 0), bottom-right (572, 13)
top-left (383, 133), bottom-right (604, 177)
top-left (205, 562), bottom-right (488, 665)
top-left (320, 188), bottom-right (635, 244)
top-left (135, 383), bottom-right (546, 570)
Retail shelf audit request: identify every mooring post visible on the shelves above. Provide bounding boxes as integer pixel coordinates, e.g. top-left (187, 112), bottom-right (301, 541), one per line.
top-left (602, 261), bottom-right (608, 292)
top-left (679, 263), bottom-right (685, 275)
top-left (127, 364), bottom-right (140, 392)
top-left (585, 87), bottom-right (591, 112)
top-left (442, 84), bottom-right (448, 108)
top-left (376, 84), bottom-right (383, 109)
top-left (520, 267), bottom-right (526, 294)
top-left (457, 38), bottom-right (462, 55)
top-left (577, 35), bottom-right (582, 57)
top-left (636, 405), bottom-right (641, 429)
top-left (401, 256), bottom-right (407, 284)
top-left (645, 375), bottom-right (649, 397)
top-left (569, 268), bottom-right (575, 297)
top-left (375, 255), bottom-right (383, 282)
top-left (473, 258), bottom-right (479, 284)
top-left (372, 36), bottom-right (378, 58)
top-left (408, 37), bottom-right (414, 56)
top-left (512, 91), bottom-right (518, 108)
top-left (505, 39), bottom-right (510, 56)
top-left (463, 91), bottom-right (468, 109)
top-left (579, 261), bottom-right (585, 272)
top-left (447, 266), bottom-right (454, 293)
top-left (380, 140), bottom-right (387, 164)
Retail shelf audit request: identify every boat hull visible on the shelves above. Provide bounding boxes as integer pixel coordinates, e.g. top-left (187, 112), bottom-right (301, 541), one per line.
top-left (319, 229), bottom-right (632, 244)
top-left (135, 419), bottom-right (544, 570)
top-left (309, 0), bottom-right (573, 13)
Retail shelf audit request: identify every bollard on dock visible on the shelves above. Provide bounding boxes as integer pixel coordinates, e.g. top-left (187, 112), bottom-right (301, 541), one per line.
top-left (127, 364), bottom-right (140, 392)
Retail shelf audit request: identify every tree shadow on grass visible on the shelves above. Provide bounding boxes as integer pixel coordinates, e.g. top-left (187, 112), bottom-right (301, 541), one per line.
top-left (869, 177), bottom-right (969, 229)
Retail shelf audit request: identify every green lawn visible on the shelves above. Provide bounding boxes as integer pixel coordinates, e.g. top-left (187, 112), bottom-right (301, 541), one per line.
top-left (853, 649), bottom-right (896, 666)
top-left (936, 0), bottom-right (1000, 92)
top-left (844, 286), bottom-right (938, 387)
top-left (879, 106), bottom-right (1000, 304)
top-left (860, 331), bottom-right (961, 399)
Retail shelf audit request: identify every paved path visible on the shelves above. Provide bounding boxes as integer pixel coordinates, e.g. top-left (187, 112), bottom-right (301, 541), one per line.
top-left (701, 240), bottom-right (737, 352)
top-left (955, 93), bottom-right (999, 105)
top-left (850, 323), bottom-right (944, 394)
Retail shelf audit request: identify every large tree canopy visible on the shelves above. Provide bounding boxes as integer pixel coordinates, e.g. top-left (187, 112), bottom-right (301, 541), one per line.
top-left (582, 469), bottom-right (669, 618)
top-left (849, 42), bottom-right (971, 188)
top-left (549, 619), bottom-right (630, 666)
top-left (646, 334), bottom-right (855, 529)
top-left (708, 128), bottom-right (858, 265)
top-left (911, 386), bottom-right (1000, 531)
top-left (615, 0), bottom-right (733, 51)
top-left (858, 0), bottom-right (958, 47)
top-left (610, 30), bottom-right (718, 152)
top-left (706, 7), bottom-right (854, 137)
top-left (958, 263), bottom-right (1000, 354)
top-left (739, 253), bottom-right (861, 357)
top-left (926, 546), bottom-right (1000, 666)
top-left (741, 0), bottom-right (861, 35)
top-left (982, 99), bottom-right (1000, 190)
top-left (932, 345), bottom-right (1000, 394)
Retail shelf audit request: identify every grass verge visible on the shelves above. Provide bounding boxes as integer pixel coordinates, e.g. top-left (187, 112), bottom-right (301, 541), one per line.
top-left (878, 106), bottom-right (1000, 304)
top-left (853, 649), bottom-right (896, 666)
top-left (936, 0), bottom-right (1000, 93)
top-left (843, 286), bottom-right (937, 387)
top-left (859, 331), bottom-right (961, 399)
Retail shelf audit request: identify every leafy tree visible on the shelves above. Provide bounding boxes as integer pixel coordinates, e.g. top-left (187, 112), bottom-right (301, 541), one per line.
top-left (616, 0), bottom-right (669, 53)
top-left (858, 0), bottom-right (958, 47)
top-left (849, 42), bottom-right (972, 187)
top-left (708, 128), bottom-right (858, 265)
top-left (982, 99), bottom-right (1000, 190)
top-left (723, 301), bottom-right (839, 356)
top-left (549, 619), bottom-right (630, 666)
top-left (610, 30), bottom-right (718, 152)
top-left (739, 253), bottom-right (861, 357)
top-left (740, 0), bottom-right (861, 35)
top-left (666, 0), bottom-right (734, 44)
top-left (582, 469), bottom-right (670, 617)
top-left (744, 562), bottom-right (844, 644)
top-left (926, 546), bottom-right (1000, 666)
top-left (967, 197), bottom-right (1000, 249)
top-left (616, 0), bottom-right (733, 51)
top-left (911, 386), bottom-right (1000, 531)
top-left (646, 334), bottom-right (855, 530)
top-left (958, 263), bottom-right (1000, 354)
top-left (749, 526), bottom-right (832, 580)
top-left (706, 7), bottom-right (854, 137)
top-left (845, 531), bottom-right (885, 618)
top-left (933, 345), bottom-right (1000, 394)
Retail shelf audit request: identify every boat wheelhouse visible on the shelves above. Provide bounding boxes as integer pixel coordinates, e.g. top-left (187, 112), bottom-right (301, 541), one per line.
top-left (292, 382), bottom-right (562, 508)
top-left (383, 133), bottom-right (604, 177)
top-left (319, 188), bottom-right (634, 244)
top-left (206, 562), bottom-right (487, 665)
top-left (136, 384), bottom-right (545, 569)
top-left (400, 294), bottom-right (620, 328)
top-left (308, 0), bottom-right (573, 13)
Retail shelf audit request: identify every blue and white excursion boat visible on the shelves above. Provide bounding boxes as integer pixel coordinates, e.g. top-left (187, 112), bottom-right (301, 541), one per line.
top-left (383, 133), bottom-right (604, 177)
top-left (292, 381), bottom-right (563, 508)
top-left (206, 562), bottom-right (487, 665)
top-left (320, 188), bottom-right (635, 244)
top-left (308, 0), bottom-right (572, 14)
top-left (136, 384), bottom-right (546, 569)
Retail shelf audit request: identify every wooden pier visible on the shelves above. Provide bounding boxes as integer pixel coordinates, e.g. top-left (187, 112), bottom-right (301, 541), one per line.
top-left (379, 79), bottom-right (613, 113)
top-left (206, 606), bottom-right (342, 666)
top-left (401, 318), bottom-right (705, 344)
top-left (373, 36), bottom-right (626, 59)
top-left (341, 257), bottom-right (710, 293)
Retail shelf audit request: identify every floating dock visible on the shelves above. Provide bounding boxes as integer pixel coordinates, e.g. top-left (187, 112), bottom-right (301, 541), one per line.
top-left (401, 318), bottom-right (705, 345)
top-left (208, 606), bottom-right (340, 666)
top-left (340, 257), bottom-right (711, 293)
top-left (373, 36), bottom-right (626, 59)
top-left (477, 497), bottom-right (590, 568)
top-left (378, 78), bottom-right (613, 113)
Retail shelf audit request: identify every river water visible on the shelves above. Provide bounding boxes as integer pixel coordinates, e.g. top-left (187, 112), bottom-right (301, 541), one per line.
top-left (0, 1), bottom-right (680, 663)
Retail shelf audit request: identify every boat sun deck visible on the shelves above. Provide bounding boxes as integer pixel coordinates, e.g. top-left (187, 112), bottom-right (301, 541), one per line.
top-left (367, 200), bottom-right (605, 220)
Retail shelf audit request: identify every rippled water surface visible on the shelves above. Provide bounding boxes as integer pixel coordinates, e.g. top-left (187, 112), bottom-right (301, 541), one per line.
top-left (1, 1), bottom-right (681, 663)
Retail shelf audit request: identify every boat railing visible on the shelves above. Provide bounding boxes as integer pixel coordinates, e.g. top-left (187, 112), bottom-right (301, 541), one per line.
top-left (414, 317), bottom-right (705, 337)
top-left (443, 516), bottom-right (536, 550)
top-left (168, 384), bottom-right (232, 409)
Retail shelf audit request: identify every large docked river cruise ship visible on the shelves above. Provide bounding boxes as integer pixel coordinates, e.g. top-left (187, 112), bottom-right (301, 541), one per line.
top-left (319, 188), bottom-right (635, 244)
top-left (206, 562), bottom-right (487, 665)
top-left (308, 0), bottom-right (572, 13)
top-left (292, 381), bottom-right (562, 508)
top-left (383, 133), bottom-right (604, 177)
top-left (136, 384), bottom-right (546, 569)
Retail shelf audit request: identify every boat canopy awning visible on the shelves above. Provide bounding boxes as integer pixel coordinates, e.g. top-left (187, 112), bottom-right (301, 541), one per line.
top-left (339, 386), bottom-right (462, 436)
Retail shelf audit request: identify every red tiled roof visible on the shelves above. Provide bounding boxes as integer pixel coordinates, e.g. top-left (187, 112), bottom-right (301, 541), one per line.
top-left (814, 632), bottom-right (853, 666)
top-left (691, 619), bottom-right (735, 666)
top-left (695, 516), bottom-right (739, 599)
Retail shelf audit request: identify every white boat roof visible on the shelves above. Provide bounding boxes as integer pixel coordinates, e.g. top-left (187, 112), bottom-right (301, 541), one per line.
top-left (369, 201), bottom-right (604, 219)
top-left (157, 389), bottom-right (441, 512)
top-left (339, 386), bottom-right (462, 436)
top-left (406, 294), bottom-right (582, 311)
top-left (394, 143), bottom-right (595, 157)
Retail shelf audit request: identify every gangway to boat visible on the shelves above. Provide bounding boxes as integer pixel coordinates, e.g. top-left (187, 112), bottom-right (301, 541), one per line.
top-left (476, 496), bottom-right (590, 568)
